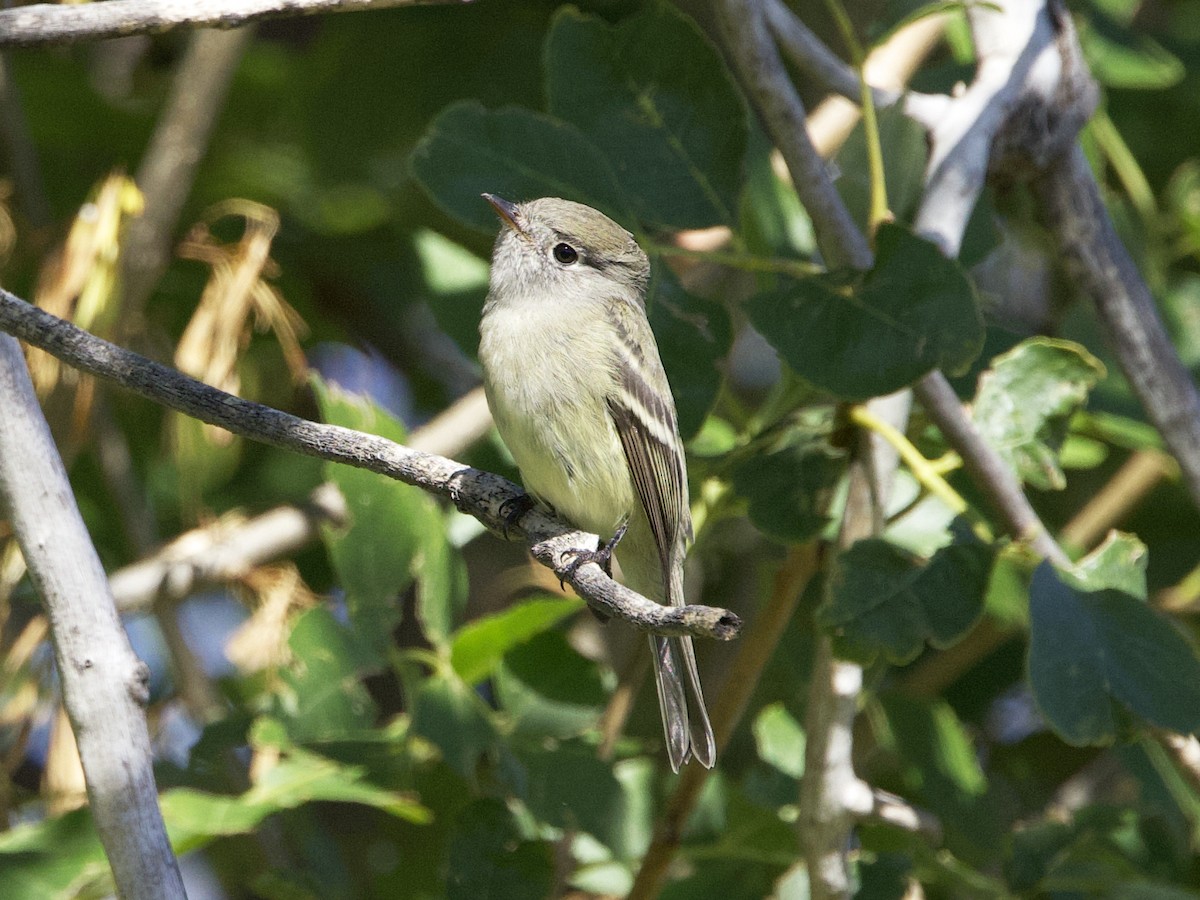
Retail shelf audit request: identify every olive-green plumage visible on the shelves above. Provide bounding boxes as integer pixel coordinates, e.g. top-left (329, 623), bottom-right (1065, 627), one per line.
top-left (478, 195), bottom-right (715, 772)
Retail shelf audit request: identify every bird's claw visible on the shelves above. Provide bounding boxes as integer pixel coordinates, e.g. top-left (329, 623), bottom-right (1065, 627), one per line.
top-left (559, 521), bottom-right (628, 589)
top-left (498, 492), bottom-right (536, 539)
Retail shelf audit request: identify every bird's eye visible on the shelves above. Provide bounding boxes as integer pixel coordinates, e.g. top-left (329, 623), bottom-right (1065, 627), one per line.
top-left (552, 243), bottom-right (579, 265)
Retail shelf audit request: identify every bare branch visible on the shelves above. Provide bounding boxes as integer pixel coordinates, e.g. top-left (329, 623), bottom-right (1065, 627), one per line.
top-left (0, 0), bottom-right (470, 49)
top-left (1035, 146), bottom-right (1200, 512)
top-left (111, 483), bottom-right (346, 612)
top-left (0, 335), bottom-right (185, 899)
top-left (121, 26), bottom-right (254, 321)
top-left (0, 288), bottom-right (740, 642)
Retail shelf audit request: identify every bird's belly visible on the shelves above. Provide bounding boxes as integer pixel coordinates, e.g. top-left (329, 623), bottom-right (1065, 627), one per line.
top-left (481, 311), bottom-right (634, 538)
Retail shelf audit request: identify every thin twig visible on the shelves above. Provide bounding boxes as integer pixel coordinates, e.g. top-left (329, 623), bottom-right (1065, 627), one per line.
top-left (121, 26), bottom-right (254, 322)
top-left (0, 288), bottom-right (740, 641)
top-left (0, 335), bottom-right (185, 899)
top-left (0, 0), bottom-right (470, 49)
top-left (915, 372), bottom-right (1070, 567)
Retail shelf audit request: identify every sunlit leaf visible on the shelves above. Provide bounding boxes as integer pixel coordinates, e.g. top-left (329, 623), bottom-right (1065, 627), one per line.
top-left (450, 595), bottom-right (582, 684)
top-left (972, 338), bottom-right (1105, 490)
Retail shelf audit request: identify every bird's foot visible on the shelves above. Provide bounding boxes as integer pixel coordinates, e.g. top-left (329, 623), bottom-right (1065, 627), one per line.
top-left (498, 492), bottom-right (536, 539)
top-left (560, 521), bottom-right (628, 588)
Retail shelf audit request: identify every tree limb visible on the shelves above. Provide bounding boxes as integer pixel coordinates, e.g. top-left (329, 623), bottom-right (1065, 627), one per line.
top-left (0, 334), bottom-right (185, 900)
top-left (0, 0), bottom-right (470, 49)
top-left (1034, 145), bottom-right (1200, 512)
top-left (0, 288), bottom-right (740, 642)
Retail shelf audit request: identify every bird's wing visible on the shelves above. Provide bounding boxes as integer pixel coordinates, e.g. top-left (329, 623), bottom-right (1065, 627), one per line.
top-left (605, 300), bottom-right (692, 585)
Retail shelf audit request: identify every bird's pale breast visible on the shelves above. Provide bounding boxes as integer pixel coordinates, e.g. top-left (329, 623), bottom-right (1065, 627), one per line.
top-left (479, 298), bottom-right (635, 540)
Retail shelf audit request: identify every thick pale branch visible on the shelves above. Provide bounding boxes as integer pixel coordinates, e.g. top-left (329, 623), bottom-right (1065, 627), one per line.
top-left (0, 288), bottom-right (740, 642)
top-left (0, 335), bottom-right (185, 899)
top-left (0, 0), bottom-right (469, 48)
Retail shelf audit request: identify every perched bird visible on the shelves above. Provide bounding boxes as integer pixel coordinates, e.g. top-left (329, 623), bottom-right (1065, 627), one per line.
top-left (477, 194), bottom-right (715, 772)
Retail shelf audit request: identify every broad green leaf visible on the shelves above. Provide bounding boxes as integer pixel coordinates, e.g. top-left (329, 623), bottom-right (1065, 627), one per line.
top-left (1028, 562), bottom-right (1200, 745)
top-left (496, 630), bottom-right (608, 739)
top-left (647, 262), bottom-right (732, 439)
top-left (820, 538), bottom-right (993, 664)
top-left (280, 607), bottom-right (378, 741)
top-left (450, 595), bottom-right (582, 684)
top-left (730, 436), bottom-right (845, 543)
top-left (313, 376), bottom-right (439, 657)
top-left (518, 743), bottom-right (628, 852)
top-left (746, 223), bottom-right (983, 400)
top-left (740, 125), bottom-right (816, 258)
top-left (544, 1), bottom-right (746, 229)
top-left (972, 338), bottom-right (1105, 490)
top-left (410, 672), bottom-right (497, 779)
top-left (0, 808), bottom-right (111, 899)
top-left (446, 799), bottom-right (556, 900)
top-left (409, 101), bottom-right (635, 232)
top-left (165, 730), bottom-right (429, 854)
top-left (752, 703), bottom-right (806, 779)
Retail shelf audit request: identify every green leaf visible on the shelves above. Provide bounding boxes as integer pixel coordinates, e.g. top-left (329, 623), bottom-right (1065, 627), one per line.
top-left (819, 538), bottom-right (993, 664)
top-left (410, 673), bottom-right (497, 779)
top-left (165, 725), bottom-right (429, 855)
top-left (414, 229), bottom-right (489, 359)
top-left (880, 694), bottom-right (1000, 854)
top-left (313, 376), bottom-right (440, 657)
top-left (518, 743), bottom-right (629, 852)
top-left (415, 510), bottom-right (470, 647)
top-left (0, 808), bottom-right (111, 899)
top-left (730, 436), bottom-right (844, 543)
top-left (1066, 531), bottom-right (1148, 599)
top-left (1028, 562), bottom-right (1200, 746)
top-left (746, 223), bottom-right (983, 400)
top-left (835, 103), bottom-right (930, 228)
top-left (496, 630), bottom-right (608, 739)
top-left (1080, 16), bottom-right (1185, 90)
top-left (409, 100), bottom-right (635, 232)
top-left (972, 338), bottom-right (1105, 491)
top-left (544, 1), bottom-right (746, 229)
top-left (280, 608), bottom-right (378, 741)
top-left (446, 799), bottom-right (556, 900)
top-left (450, 595), bottom-right (582, 684)
top-left (647, 262), bottom-right (732, 439)
top-left (752, 703), bottom-right (806, 779)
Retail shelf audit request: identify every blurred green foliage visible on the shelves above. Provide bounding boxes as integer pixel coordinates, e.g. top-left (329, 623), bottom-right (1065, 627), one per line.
top-left (3, 0), bottom-right (1200, 897)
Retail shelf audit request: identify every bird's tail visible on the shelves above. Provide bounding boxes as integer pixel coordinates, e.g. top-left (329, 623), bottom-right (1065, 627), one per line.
top-left (649, 564), bottom-right (715, 773)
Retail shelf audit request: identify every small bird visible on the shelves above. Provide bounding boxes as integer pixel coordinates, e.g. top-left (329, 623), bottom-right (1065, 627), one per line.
top-left (478, 194), bottom-right (715, 772)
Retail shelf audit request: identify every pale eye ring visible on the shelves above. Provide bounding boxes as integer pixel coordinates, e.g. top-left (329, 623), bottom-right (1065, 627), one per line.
top-left (552, 243), bottom-right (579, 265)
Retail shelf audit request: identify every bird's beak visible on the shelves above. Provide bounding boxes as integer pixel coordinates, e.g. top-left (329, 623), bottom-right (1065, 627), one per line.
top-left (483, 193), bottom-right (522, 234)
